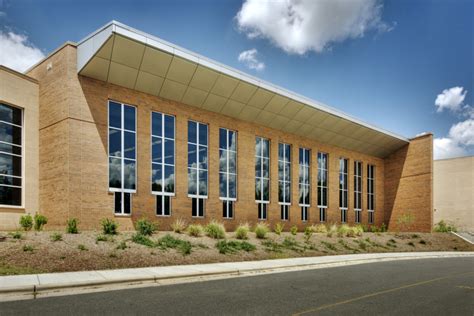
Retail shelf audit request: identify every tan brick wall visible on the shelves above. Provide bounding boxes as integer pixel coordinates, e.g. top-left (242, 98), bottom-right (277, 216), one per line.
top-left (383, 134), bottom-right (433, 232)
top-left (0, 66), bottom-right (39, 230)
top-left (27, 45), bottom-right (434, 232)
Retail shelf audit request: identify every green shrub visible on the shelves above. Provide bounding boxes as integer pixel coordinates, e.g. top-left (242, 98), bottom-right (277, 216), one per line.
top-left (116, 241), bottom-right (127, 250)
top-left (135, 218), bottom-right (156, 236)
top-left (312, 224), bottom-right (328, 233)
top-left (216, 240), bottom-right (256, 254)
top-left (132, 233), bottom-right (154, 247)
top-left (434, 220), bottom-right (457, 233)
top-left (357, 240), bottom-right (368, 250)
top-left (19, 214), bottom-right (33, 231)
top-left (274, 222), bottom-right (284, 235)
top-left (101, 218), bottom-right (118, 235)
top-left (78, 244), bottom-right (88, 251)
top-left (346, 225), bottom-right (363, 237)
top-left (96, 234), bottom-right (109, 243)
top-left (321, 241), bottom-right (337, 251)
top-left (10, 231), bottom-right (22, 239)
top-left (235, 223), bottom-right (250, 240)
top-left (304, 226), bottom-right (313, 243)
top-left (171, 218), bottom-right (187, 234)
top-left (33, 214), bottom-right (48, 231)
top-left (66, 218), bottom-right (79, 234)
top-left (205, 220), bottom-right (226, 239)
top-left (337, 224), bottom-right (351, 237)
top-left (254, 223), bottom-right (269, 239)
top-left (187, 224), bottom-right (204, 237)
top-left (50, 232), bottom-right (62, 242)
top-left (157, 234), bottom-right (192, 255)
top-left (370, 225), bottom-right (379, 233)
top-left (282, 237), bottom-right (305, 252)
top-left (261, 239), bottom-right (283, 253)
top-left (23, 244), bottom-right (34, 252)
top-left (380, 223), bottom-right (387, 232)
top-left (290, 225), bottom-right (298, 235)
top-left (326, 224), bottom-right (338, 237)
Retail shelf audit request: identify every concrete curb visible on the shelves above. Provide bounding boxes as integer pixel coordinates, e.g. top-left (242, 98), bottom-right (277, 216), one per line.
top-left (451, 232), bottom-right (474, 245)
top-left (1, 252), bottom-right (473, 300)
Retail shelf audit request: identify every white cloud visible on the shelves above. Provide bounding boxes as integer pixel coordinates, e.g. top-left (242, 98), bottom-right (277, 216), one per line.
top-left (448, 119), bottom-right (474, 147)
top-left (238, 48), bottom-right (265, 71)
top-left (433, 138), bottom-right (467, 160)
top-left (434, 86), bottom-right (467, 113)
top-left (236, 0), bottom-right (392, 55)
top-left (0, 31), bottom-right (44, 72)
top-left (433, 119), bottom-right (474, 159)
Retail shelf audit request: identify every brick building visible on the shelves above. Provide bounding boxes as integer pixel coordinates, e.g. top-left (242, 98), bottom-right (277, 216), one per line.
top-left (0, 21), bottom-right (433, 232)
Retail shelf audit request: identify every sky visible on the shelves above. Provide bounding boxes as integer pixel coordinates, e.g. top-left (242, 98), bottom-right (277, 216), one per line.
top-left (0, 0), bottom-right (472, 159)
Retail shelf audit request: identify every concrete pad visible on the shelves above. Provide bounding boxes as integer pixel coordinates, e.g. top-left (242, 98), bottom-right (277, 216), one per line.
top-left (0, 274), bottom-right (38, 289)
top-left (37, 271), bottom-right (105, 288)
top-left (96, 268), bottom-right (156, 282)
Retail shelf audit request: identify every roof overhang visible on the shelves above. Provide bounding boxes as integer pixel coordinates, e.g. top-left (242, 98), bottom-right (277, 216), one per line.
top-left (77, 21), bottom-right (409, 158)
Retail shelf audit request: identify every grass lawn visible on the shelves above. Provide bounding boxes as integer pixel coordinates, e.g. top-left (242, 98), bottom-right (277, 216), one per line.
top-left (0, 228), bottom-right (472, 275)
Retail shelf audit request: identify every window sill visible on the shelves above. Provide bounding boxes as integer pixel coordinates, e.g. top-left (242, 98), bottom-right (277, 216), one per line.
top-left (0, 206), bottom-right (25, 213)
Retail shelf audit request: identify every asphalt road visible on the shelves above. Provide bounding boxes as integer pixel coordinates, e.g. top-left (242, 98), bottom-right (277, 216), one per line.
top-left (1, 257), bottom-right (473, 315)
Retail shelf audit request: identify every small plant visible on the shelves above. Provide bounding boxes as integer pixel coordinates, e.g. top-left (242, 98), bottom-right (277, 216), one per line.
top-left (370, 225), bottom-right (380, 233)
top-left (205, 220), bottom-right (226, 239)
top-left (434, 220), bottom-right (457, 233)
top-left (187, 224), bottom-right (204, 237)
top-left (357, 239), bottom-right (368, 250)
top-left (290, 225), bottom-right (298, 235)
top-left (66, 218), bottom-right (79, 234)
top-left (101, 218), bottom-right (118, 235)
top-left (261, 239), bottom-right (283, 253)
top-left (360, 224), bottom-right (370, 232)
top-left (282, 237), bottom-right (305, 253)
top-left (235, 223), bottom-right (250, 240)
top-left (131, 233), bottom-right (154, 247)
top-left (171, 218), bottom-right (187, 234)
top-left (33, 214), bottom-right (48, 231)
top-left (216, 240), bottom-right (256, 254)
top-left (50, 232), bottom-right (63, 242)
top-left (397, 212), bottom-right (415, 231)
top-left (337, 224), bottom-right (351, 237)
top-left (338, 239), bottom-right (358, 252)
top-left (312, 224), bottom-right (328, 234)
top-left (274, 223), bottom-right (285, 235)
top-left (135, 218), bottom-right (156, 236)
top-left (326, 224), bottom-right (338, 237)
top-left (23, 244), bottom-right (34, 252)
top-left (96, 234), bottom-right (109, 243)
top-left (321, 241), bottom-right (337, 251)
top-left (254, 223), bottom-right (269, 239)
top-left (380, 223), bottom-right (387, 232)
top-left (116, 241), bottom-right (127, 250)
top-left (78, 244), bottom-right (88, 251)
top-left (156, 234), bottom-right (192, 255)
top-left (304, 226), bottom-right (313, 243)
top-left (19, 214), bottom-right (33, 231)
top-left (10, 231), bottom-right (22, 239)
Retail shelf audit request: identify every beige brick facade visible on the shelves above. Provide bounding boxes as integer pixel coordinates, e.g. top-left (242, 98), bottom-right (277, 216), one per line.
top-left (6, 44), bottom-right (432, 232)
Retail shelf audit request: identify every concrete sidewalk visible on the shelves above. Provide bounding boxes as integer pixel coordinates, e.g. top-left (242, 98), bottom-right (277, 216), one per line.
top-left (1, 251), bottom-right (473, 301)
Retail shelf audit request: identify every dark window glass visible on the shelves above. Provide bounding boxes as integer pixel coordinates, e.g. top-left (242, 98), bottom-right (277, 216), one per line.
top-left (0, 153), bottom-right (21, 176)
top-left (164, 165), bottom-right (174, 193)
top-left (0, 142), bottom-right (21, 155)
top-left (124, 193), bottom-right (131, 214)
top-left (108, 102), bottom-right (122, 128)
top-left (188, 168), bottom-right (197, 195)
top-left (124, 106), bottom-right (135, 131)
top-left (0, 175), bottom-right (21, 186)
top-left (199, 124), bottom-right (207, 145)
top-left (164, 139), bottom-right (174, 164)
top-left (152, 164), bottom-right (162, 192)
top-left (164, 115), bottom-right (174, 139)
top-left (188, 144), bottom-right (197, 168)
top-left (198, 146), bottom-right (207, 169)
top-left (109, 128), bottom-right (121, 157)
top-left (123, 159), bottom-right (136, 190)
top-left (123, 131), bottom-right (135, 159)
top-left (188, 121), bottom-right (197, 144)
top-left (0, 123), bottom-right (21, 145)
top-left (114, 192), bottom-right (122, 214)
top-left (108, 158), bottom-right (121, 187)
top-left (0, 103), bottom-right (22, 125)
top-left (152, 137), bottom-right (163, 163)
top-left (199, 171), bottom-right (208, 196)
top-left (152, 112), bottom-right (162, 136)
top-left (219, 128), bottom-right (227, 149)
top-left (0, 186), bottom-right (21, 206)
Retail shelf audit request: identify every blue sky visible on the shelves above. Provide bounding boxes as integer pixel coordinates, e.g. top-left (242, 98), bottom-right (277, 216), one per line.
top-left (1, 0), bottom-right (472, 158)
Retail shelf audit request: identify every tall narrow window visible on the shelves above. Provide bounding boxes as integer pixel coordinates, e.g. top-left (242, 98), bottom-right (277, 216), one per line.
top-left (188, 120), bottom-right (208, 217)
top-left (0, 103), bottom-right (22, 206)
top-left (354, 161), bottom-right (362, 223)
top-left (255, 137), bottom-right (270, 220)
top-left (317, 152), bottom-right (328, 222)
top-left (108, 101), bottom-right (136, 215)
top-left (151, 112), bottom-right (175, 216)
top-left (278, 143), bottom-right (291, 220)
top-left (339, 158), bottom-right (348, 223)
top-left (220, 128), bottom-right (237, 219)
top-left (368, 164), bottom-right (375, 224)
top-left (299, 148), bottom-right (310, 222)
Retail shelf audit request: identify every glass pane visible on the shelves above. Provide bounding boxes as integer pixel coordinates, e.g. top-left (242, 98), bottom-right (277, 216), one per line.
top-left (278, 144), bottom-right (284, 161)
top-left (304, 186), bottom-right (310, 205)
top-left (255, 158), bottom-right (261, 178)
top-left (228, 151), bottom-right (236, 174)
top-left (284, 181), bottom-right (290, 203)
top-left (0, 153), bottom-right (21, 176)
top-left (152, 112), bottom-right (162, 136)
top-left (322, 187), bottom-right (327, 206)
top-left (263, 179), bottom-right (269, 201)
top-left (124, 105), bottom-right (136, 131)
top-left (164, 139), bottom-right (174, 165)
top-left (0, 186), bottom-right (21, 206)
top-left (318, 189), bottom-right (322, 206)
top-left (164, 165), bottom-right (174, 193)
top-left (0, 122), bottom-right (22, 145)
top-left (108, 102), bottom-right (121, 129)
top-left (124, 131), bottom-right (135, 159)
top-left (108, 128), bottom-right (121, 157)
top-left (109, 157), bottom-right (121, 188)
top-left (284, 163), bottom-right (290, 182)
top-left (229, 174), bottom-right (236, 198)
top-left (124, 193), bottom-right (131, 214)
top-left (188, 168), bottom-right (197, 195)
top-left (304, 167), bottom-right (310, 184)
top-left (299, 165), bottom-right (304, 184)
top-left (262, 158), bottom-right (269, 178)
top-left (255, 137), bottom-right (261, 156)
top-left (152, 137), bottom-right (162, 163)
top-left (219, 128), bottom-right (227, 149)
top-left (255, 178), bottom-right (261, 200)
top-left (124, 159), bottom-right (136, 190)
top-left (0, 104), bottom-right (22, 125)
top-left (262, 139), bottom-right (269, 158)
top-left (278, 161), bottom-right (283, 180)
top-left (199, 146), bottom-right (208, 170)
top-left (114, 192), bottom-right (122, 214)
top-left (188, 121), bottom-right (197, 144)
top-left (164, 195), bottom-right (171, 216)
top-left (199, 170), bottom-right (208, 196)
top-left (156, 195), bottom-right (163, 215)
top-left (219, 149), bottom-right (227, 172)
top-left (152, 163), bottom-right (162, 192)
top-left (278, 181), bottom-right (283, 202)
top-left (199, 123), bottom-right (207, 145)
top-left (219, 173), bottom-right (227, 197)
top-left (299, 184), bottom-right (303, 204)
top-left (0, 175), bottom-right (21, 186)
top-left (228, 131), bottom-right (236, 151)
top-left (188, 144), bottom-right (197, 168)
top-left (164, 115), bottom-right (174, 139)
top-left (192, 198), bottom-right (197, 216)
top-left (285, 145), bottom-right (291, 162)
top-left (0, 142), bottom-right (21, 155)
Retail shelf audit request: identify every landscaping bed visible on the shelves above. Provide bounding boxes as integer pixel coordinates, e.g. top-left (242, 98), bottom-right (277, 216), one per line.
top-left (1, 228), bottom-right (472, 275)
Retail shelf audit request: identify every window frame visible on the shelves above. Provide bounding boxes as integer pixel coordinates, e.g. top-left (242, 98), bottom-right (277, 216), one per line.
top-left (317, 152), bottom-right (328, 209)
top-left (0, 102), bottom-right (24, 208)
top-left (339, 157), bottom-right (348, 210)
top-left (255, 136), bottom-right (270, 205)
top-left (367, 164), bottom-right (375, 211)
top-left (187, 120), bottom-right (208, 200)
top-left (219, 128), bottom-right (237, 219)
top-left (278, 142), bottom-right (291, 206)
top-left (257, 203), bottom-right (267, 220)
top-left (298, 147), bottom-right (310, 207)
top-left (354, 161), bottom-right (362, 211)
